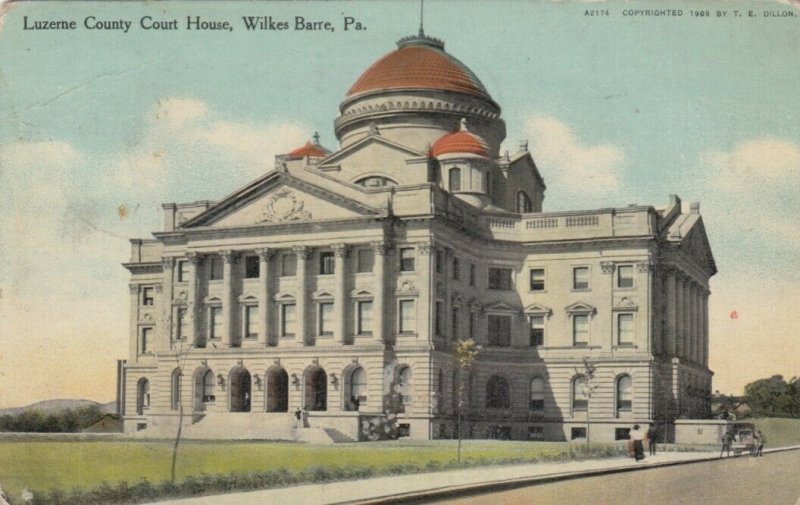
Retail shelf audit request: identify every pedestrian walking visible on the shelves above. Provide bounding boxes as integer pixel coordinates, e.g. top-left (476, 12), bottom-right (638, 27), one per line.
top-left (720, 430), bottom-right (734, 458)
top-left (294, 408), bottom-right (303, 429)
top-left (631, 424), bottom-right (646, 461)
top-left (647, 422), bottom-right (658, 456)
top-left (755, 430), bottom-right (765, 456)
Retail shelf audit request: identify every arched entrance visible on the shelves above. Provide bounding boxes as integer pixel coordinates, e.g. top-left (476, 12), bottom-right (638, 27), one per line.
top-left (136, 378), bottom-right (150, 415)
top-left (304, 367), bottom-right (327, 411)
top-left (266, 368), bottom-right (289, 412)
top-left (229, 368), bottom-right (252, 412)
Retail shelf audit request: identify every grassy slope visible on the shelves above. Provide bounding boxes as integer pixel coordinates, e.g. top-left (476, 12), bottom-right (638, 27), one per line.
top-left (0, 440), bottom-right (588, 497)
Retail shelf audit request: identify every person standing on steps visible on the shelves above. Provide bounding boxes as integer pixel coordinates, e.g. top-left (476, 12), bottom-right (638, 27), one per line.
top-left (295, 408), bottom-right (303, 429)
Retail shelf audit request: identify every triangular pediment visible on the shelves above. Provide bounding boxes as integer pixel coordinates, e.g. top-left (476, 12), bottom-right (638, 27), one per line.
top-left (565, 301), bottom-right (596, 314)
top-left (319, 135), bottom-right (424, 169)
top-left (180, 171), bottom-right (381, 228)
top-left (681, 218), bottom-right (717, 276)
top-left (524, 302), bottom-right (552, 315)
top-left (485, 301), bottom-right (519, 313)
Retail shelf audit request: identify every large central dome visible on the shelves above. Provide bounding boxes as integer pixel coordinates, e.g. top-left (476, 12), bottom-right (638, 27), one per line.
top-left (346, 35), bottom-right (491, 101)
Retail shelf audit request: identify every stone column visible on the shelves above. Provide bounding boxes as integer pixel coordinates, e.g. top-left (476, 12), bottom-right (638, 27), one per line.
top-left (417, 242), bottom-right (432, 342)
top-left (702, 289), bottom-right (709, 367)
top-left (443, 247), bottom-right (453, 348)
top-left (220, 250), bottom-right (237, 348)
top-left (255, 248), bottom-right (273, 346)
top-left (686, 282), bottom-right (695, 363)
top-left (664, 269), bottom-right (677, 357)
top-left (675, 274), bottom-right (684, 358)
top-left (293, 245), bottom-right (311, 345)
top-left (371, 242), bottom-right (387, 344)
top-left (638, 261), bottom-right (653, 353)
top-left (333, 243), bottom-right (349, 344)
top-left (683, 276), bottom-right (691, 361)
top-left (186, 253), bottom-right (202, 346)
top-left (692, 283), bottom-right (701, 363)
top-left (600, 261), bottom-right (615, 348)
top-left (161, 257), bottom-right (175, 351)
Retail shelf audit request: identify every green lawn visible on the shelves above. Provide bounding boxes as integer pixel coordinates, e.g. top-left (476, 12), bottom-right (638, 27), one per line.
top-left (0, 439), bottom-right (606, 498)
top-left (750, 417), bottom-right (800, 448)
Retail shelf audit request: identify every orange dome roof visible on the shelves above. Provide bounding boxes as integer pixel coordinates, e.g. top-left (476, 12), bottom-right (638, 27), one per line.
top-left (288, 134), bottom-right (330, 158)
top-left (431, 121), bottom-right (489, 158)
top-left (346, 35), bottom-right (490, 100)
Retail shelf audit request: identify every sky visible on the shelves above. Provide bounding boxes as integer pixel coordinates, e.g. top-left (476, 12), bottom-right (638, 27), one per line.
top-left (0, 0), bottom-right (798, 408)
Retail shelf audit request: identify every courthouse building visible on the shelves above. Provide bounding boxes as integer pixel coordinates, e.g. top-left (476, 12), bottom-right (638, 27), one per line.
top-left (119, 30), bottom-right (716, 442)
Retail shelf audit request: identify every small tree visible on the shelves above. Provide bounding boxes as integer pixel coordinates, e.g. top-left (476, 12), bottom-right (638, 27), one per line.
top-left (169, 337), bottom-right (194, 483)
top-left (453, 338), bottom-right (479, 464)
top-left (575, 357), bottom-right (598, 448)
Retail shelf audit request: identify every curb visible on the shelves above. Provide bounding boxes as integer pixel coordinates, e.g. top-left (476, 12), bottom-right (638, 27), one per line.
top-left (343, 446), bottom-right (800, 505)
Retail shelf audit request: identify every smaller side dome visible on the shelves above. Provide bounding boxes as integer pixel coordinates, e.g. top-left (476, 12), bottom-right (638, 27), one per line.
top-left (287, 132), bottom-right (331, 158)
top-left (430, 119), bottom-right (489, 158)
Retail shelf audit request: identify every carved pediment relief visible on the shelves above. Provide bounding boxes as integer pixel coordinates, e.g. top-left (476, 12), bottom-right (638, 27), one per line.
top-left (451, 293), bottom-right (465, 305)
top-left (395, 280), bottom-right (418, 296)
top-left (613, 296), bottom-right (639, 312)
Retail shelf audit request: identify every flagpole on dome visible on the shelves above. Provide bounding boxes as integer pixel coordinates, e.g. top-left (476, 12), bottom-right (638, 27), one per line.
top-left (419, 0), bottom-right (424, 36)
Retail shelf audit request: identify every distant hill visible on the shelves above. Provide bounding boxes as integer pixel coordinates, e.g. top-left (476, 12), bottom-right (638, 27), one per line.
top-left (0, 399), bottom-right (117, 416)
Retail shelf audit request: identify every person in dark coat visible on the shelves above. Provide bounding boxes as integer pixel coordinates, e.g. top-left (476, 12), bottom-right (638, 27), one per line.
top-left (647, 422), bottom-right (658, 456)
top-left (294, 408), bottom-right (302, 429)
top-left (720, 430), bottom-right (734, 458)
top-left (754, 430), bottom-right (765, 456)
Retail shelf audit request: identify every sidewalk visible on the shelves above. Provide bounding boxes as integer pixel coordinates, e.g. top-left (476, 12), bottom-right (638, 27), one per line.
top-left (149, 446), bottom-right (797, 505)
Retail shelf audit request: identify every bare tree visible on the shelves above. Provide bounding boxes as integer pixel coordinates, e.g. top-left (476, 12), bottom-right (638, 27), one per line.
top-left (453, 339), bottom-right (479, 464)
top-left (169, 337), bottom-right (194, 483)
top-left (574, 357), bottom-right (598, 448)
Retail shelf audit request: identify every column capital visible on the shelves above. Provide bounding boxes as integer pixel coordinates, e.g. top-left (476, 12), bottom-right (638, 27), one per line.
top-left (162, 257), bottom-right (176, 269)
top-left (416, 242), bottom-right (432, 256)
top-left (600, 261), bottom-right (615, 274)
top-left (293, 245), bottom-right (311, 259)
top-left (186, 252), bottom-right (203, 265)
top-left (220, 250), bottom-right (239, 264)
top-left (332, 243), bottom-right (350, 258)
top-left (255, 248), bottom-right (274, 261)
top-left (637, 260), bottom-right (654, 273)
top-left (129, 284), bottom-right (140, 295)
top-left (370, 241), bottom-right (389, 256)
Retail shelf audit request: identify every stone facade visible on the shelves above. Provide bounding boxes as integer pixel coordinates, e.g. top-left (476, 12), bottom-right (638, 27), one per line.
top-left (119, 32), bottom-right (716, 442)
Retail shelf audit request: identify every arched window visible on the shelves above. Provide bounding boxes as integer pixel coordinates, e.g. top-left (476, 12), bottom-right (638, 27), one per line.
top-left (486, 375), bottom-right (510, 409)
top-left (449, 167), bottom-right (462, 192)
top-left (616, 375), bottom-right (632, 415)
top-left (529, 377), bottom-right (545, 411)
top-left (348, 367), bottom-right (367, 411)
top-left (355, 176), bottom-right (397, 188)
top-left (171, 369), bottom-right (181, 411)
top-left (137, 378), bottom-right (150, 415)
top-left (202, 369), bottom-right (215, 403)
top-left (516, 191), bottom-right (532, 213)
top-left (396, 365), bottom-right (412, 410)
top-left (572, 375), bottom-right (588, 411)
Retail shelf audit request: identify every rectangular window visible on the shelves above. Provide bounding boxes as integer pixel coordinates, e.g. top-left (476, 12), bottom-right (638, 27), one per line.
top-left (281, 253), bottom-right (297, 277)
top-left (487, 315), bottom-right (511, 346)
top-left (573, 267), bottom-right (589, 290)
top-left (209, 256), bottom-right (223, 281)
top-left (399, 248), bottom-right (415, 272)
top-left (319, 252), bottom-right (335, 275)
top-left (176, 308), bottom-right (188, 340)
top-left (528, 426), bottom-right (545, 441)
top-left (452, 307), bottom-right (460, 337)
top-left (615, 428), bottom-right (631, 441)
top-left (177, 261), bottom-right (189, 282)
top-left (488, 267), bottom-right (513, 290)
top-left (319, 302), bottom-right (333, 335)
top-left (435, 250), bottom-right (443, 274)
top-left (617, 313), bottom-right (634, 345)
top-left (141, 287), bottom-right (154, 306)
top-left (469, 312), bottom-right (476, 339)
top-left (529, 315), bottom-right (544, 346)
top-left (573, 314), bottom-right (589, 346)
top-left (618, 265), bottom-right (634, 288)
top-left (209, 307), bottom-right (222, 339)
top-left (244, 256), bottom-right (260, 279)
top-left (529, 268), bottom-right (545, 291)
top-left (140, 327), bottom-right (153, 354)
top-left (399, 300), bottom-right (416, 334)
top-left (357, 249), bottom-right (374, 273)
top-left (357, 301), bottom-right (373, 335)
top-left (571, 427), bottom-right (587, 440)
top-left (469, 264), bottom-right (476, 286)
top-left (452, 257), bottom-right (460, 280)
top-left (245, 305), bottom-right (258, 338)
top-left (281, 304), bottom-right (296, 337)
top-left (435, 301), bottom-right (444, 336)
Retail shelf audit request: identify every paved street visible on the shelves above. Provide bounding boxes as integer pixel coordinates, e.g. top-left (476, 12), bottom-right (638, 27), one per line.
top-left (436, 450), bottom-right (800, 505)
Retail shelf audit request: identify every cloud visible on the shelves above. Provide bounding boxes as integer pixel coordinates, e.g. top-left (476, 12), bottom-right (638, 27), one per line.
top-left (702, 138), bottom-right (800, 193)
top-left (0, 99), bottom-right (313, 407)
top-left (523, 115), bottom-right (626, 202)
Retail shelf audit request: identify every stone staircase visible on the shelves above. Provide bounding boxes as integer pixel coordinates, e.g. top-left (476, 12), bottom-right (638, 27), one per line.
top-left (323, 428), bottom-right (356, 443)
top-left (295, 427), bottom-right (356, 444)
top-left (181, 412), bottom-right (297, 440)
